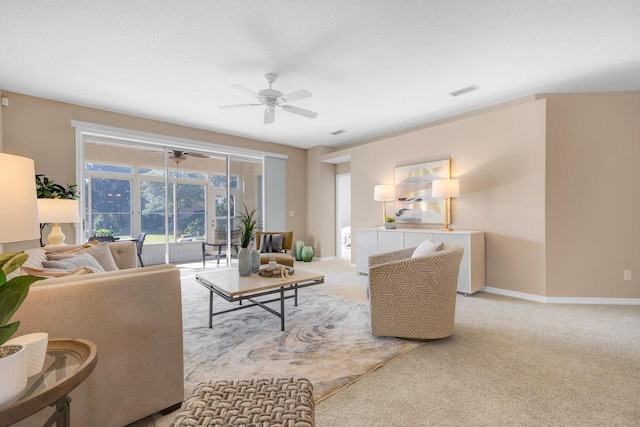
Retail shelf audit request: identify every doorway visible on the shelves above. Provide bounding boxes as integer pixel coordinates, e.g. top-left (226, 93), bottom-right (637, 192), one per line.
top-left (336, 173), bottom-right (351, 261)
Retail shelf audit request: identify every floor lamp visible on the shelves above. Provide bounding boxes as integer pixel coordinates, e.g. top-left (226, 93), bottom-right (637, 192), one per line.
top-left (0, 153), bottom-right (41, 406)
top-left (431, 179), bottom-right (459, 232)
top-left (37, 199), bottom-right (80, 246)
top-left (374, 185), bottom-right (395, 225)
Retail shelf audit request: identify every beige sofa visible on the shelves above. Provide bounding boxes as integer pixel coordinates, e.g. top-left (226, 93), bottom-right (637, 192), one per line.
top-left (13, 241), bottom-right (184, 427)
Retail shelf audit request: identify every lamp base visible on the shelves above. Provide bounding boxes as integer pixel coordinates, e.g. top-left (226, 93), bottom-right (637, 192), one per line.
top-left (439, 227), bottom-right (454, 232)
top-left (46, 223), bottom-right (66, 246)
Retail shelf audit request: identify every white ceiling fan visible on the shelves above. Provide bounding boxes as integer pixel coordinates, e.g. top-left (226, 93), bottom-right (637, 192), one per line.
top-left (219, 73), bottom-right (318, 124)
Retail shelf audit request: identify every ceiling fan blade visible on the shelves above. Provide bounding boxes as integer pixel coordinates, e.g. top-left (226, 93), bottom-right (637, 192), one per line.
top-left (186, 152), bottom-right (209, 158)
top-left (219, 103), bottom-right (262, 109)
top-left (281, 104), bottom-right (318, 119)
top-left (280, 89), bottom-right (311, 103)
top-left (264, 108), bottom-right (275, 124)
top-left (231, 85), bottom-right (260, 98)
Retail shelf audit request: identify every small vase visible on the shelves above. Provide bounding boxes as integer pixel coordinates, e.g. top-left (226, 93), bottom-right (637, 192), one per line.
top-left (250, 249), bottom-right (260, 274)
top-left (0, 344), bottom-right (27, 406)
top-left (6, 332), bottom-right (48, 377)
top-left (238, 247), bottom-right (251, 277)
top-left (294, 240), bottom-right (305, 261)
top-left (301, 245), bottom-right (314, 262)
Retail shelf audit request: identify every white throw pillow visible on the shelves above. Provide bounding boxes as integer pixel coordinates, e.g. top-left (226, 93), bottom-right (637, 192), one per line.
top-left (411, 239), bottom-right (444, 258)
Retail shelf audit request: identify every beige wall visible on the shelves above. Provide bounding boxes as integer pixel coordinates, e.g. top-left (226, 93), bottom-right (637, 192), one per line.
top-left (311, 92), bottom-right (640, 299)
top-left (545, 93), bottom-right (640, 297)
top-left (309, 100), bottom-right (548, 294)
top-left (1, 91), bottom-right (307, 251)
top-left (305, 146), bottom-right (336, 257)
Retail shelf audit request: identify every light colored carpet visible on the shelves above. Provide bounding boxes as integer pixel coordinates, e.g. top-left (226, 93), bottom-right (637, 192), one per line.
top-left (131, 260), bottom-right (640, 426)
top-left (316, 291), bottom-right (640, 426)
top-left (141, 260), bottom-right (420, 426)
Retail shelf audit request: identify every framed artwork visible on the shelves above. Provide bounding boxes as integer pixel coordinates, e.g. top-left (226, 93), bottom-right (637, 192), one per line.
top-left (394, 159), bottom-right (451, 224)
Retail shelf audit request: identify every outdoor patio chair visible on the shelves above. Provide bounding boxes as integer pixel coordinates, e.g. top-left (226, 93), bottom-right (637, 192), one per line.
top-left (202, 229), bottom-right (241, 267)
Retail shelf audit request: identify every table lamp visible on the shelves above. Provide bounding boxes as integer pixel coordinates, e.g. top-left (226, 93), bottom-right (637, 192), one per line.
top-left (37, 199), bottom-right (80, 246)
top-left (0, 153), bottom-right (40, 245)
top-left (374, 184), bottom-right (395, 225)
top-left (431, 178), bottom-right (459, 231)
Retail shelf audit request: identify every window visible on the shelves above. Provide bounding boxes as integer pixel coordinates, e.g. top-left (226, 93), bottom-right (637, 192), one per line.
top-left (140, 180), bottom-right (167, 240)
top-left (211, 174), bottom-right (238, 189)
top-left (140, 181), bottom-right (206, 243)
top-left (88, 177), bottom-right (132, 237)
top-left (85, 163), bottom-right (133, 174)
top-left (215, 195), bottom-right (235, 230)
top-left (176, 183), bottom-right (206, 240)
top-left (85, 158), bottom-right (211, 243)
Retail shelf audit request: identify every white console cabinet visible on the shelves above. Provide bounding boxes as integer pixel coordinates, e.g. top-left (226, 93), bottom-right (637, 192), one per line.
top-left (355, 228), bottom-right (485, 295)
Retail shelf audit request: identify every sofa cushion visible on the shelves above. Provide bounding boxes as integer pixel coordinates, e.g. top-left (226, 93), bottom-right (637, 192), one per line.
top-left (259, 234), bottom-right (284, 253)
top-left (46, 242), bottom-right (119, 271)
top-left (22, 265), bottom-right (95, 278)
top-left (5, 247), bottom-right (48, 280)
top-left (24, 248), bottom-right (48, 269)
top-left (412, 239), bottom-right (444, 258)
top-left (42, 253), bottom-right (105, 273)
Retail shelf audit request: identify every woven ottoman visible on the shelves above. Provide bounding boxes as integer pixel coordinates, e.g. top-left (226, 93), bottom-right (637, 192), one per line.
top-left (173, 377), bottom-right (315, 427)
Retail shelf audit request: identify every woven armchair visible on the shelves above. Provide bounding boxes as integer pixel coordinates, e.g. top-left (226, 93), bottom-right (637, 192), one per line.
top-left (368, 244), bottom-right (464, 339)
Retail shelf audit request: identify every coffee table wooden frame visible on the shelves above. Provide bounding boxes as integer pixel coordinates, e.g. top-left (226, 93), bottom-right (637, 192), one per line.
top-left (195, 268), bottom-right (324, 331)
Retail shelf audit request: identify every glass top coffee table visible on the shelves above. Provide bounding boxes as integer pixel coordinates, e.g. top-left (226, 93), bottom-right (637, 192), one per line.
top-left (195, 267), bottom-right (324, 331)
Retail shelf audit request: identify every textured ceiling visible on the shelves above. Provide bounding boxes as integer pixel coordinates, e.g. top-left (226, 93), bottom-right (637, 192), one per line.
top-left (1, 1), bottom-right (640, 149)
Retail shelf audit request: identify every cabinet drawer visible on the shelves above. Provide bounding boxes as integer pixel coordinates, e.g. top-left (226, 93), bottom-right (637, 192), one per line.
top-left (404, 232), bottom-right (435, 249)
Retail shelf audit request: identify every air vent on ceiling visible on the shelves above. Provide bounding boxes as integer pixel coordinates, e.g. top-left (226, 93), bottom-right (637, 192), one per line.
top-left (331, 129), bottom-right (346, 136)
top-left (449, 85), bottom-right (479, 97)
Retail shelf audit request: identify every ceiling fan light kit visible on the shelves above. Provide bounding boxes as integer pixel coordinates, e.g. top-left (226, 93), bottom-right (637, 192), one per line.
top-left (220, 73), bottom-right (318, 124)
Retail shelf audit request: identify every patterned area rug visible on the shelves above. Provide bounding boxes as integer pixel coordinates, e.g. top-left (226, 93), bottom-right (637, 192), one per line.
top-left (176, 271), bottom-right (422, 404)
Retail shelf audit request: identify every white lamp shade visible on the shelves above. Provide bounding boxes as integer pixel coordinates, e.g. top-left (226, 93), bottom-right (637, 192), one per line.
top-left (37, 199), bottom-right (80, 223)
top-left (0, 153), bottom-right (40, 244)
top-left (374, 184), bottom-right (395, 201)
top-left (432, 179), bottom-right (460, 198)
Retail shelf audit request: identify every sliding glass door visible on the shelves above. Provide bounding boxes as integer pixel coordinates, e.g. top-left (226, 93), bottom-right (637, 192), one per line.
top-left (81, 139), bottom-right (263, 264)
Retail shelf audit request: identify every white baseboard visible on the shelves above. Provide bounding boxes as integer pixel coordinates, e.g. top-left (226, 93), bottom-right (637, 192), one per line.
top-left (482, 286), bottom-right (640, 305)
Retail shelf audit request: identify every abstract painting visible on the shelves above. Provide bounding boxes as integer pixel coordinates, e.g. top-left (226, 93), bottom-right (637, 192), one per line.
top-left (394, 159), bottom-right (450, 224)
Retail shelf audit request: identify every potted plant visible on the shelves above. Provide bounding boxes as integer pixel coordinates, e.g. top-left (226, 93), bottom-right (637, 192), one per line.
top-left (235, 204), bottom-right (261, 276)
top-left (384, 216), bottom-right (397, 229)
top-left (0, 252), bottom-right (45, 406)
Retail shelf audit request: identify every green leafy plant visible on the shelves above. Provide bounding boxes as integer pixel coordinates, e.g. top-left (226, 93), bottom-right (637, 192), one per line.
top-left (95, 229), bottom-right (113, 237)
top-left (385, 216), bottom-right (396, 223)
top-left (35, 174), bottom-right (79, 200)
top-left (0, 253), bottom-right (45, 347)
top-left (235, 204), bottom-right (261, 248)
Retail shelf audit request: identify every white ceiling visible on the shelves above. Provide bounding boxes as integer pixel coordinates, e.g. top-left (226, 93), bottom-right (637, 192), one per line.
top-left (2, 1), bottom-right (640, 150)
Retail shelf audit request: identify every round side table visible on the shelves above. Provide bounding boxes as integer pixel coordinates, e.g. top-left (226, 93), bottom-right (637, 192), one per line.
top-left (0, 338), bottom-right (98, 427)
